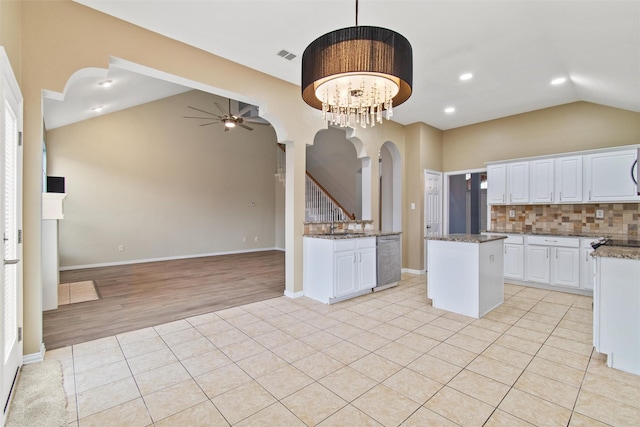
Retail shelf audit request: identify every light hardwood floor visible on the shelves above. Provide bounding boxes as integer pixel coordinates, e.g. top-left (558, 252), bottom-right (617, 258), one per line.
top-left (44, 250), bottom-right (285, 349)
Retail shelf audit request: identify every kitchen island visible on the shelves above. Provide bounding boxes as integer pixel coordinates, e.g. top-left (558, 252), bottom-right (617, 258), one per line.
top-left (592, 243), bottom-right (640, 376)
top-left (426, 234), bottom-right (506, 318)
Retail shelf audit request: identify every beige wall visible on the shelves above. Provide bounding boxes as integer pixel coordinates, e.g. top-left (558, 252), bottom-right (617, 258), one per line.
top-left (47, 90), bottom-right (278, 268)
top-left (21, 0), bottom-right (320, 355)
top-left (402, 122), bottom-right (444, 271)
top-left (443, 102), bottom-right (640, 172)
top-left (0, 0), bottom-right (21, 83)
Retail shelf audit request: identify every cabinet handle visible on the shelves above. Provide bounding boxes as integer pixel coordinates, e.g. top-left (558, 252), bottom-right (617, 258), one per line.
top-left (546, 248), bottom-right (549, 258)
top-left (544, 239), bottom-right (558, 243)
top-left (555, 249), bottom-right (558, 259)
top-left (559, 191), bottom-right (562, 201)
top-left (353, 256), bottom-right (356, 264)
top-left (550, 192), bottom-right (553, 201)
top-left (359, 253), bottom-right (362, 262)
top-left (502, 194), bottom-right (505, 203)
top-left (589, 190), bottom-right (592, 201)
top-left (510, 194), bottom-right (513, 203)
top-left (586, 251), bottom-right (589, 261)
top-left (504, 246), bottom-right (507, 254)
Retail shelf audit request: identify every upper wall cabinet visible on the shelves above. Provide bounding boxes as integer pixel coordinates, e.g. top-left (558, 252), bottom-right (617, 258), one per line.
top-left (487, 162), bottom-right (529, 205)
top-left (508, 162), bottom-right (529, 204)
top-left (530, 159), bottom-right (554, 203)
top-left (487, 145), bottom-right (638, 205)
top-left (583, 149), bottom-right (640, 202)
top-left (530, 156), bottom-right (582, 204)
top-left (555, 156), bottom-right (582, 203)
top-left (487, 164), bottom-right (507, 204)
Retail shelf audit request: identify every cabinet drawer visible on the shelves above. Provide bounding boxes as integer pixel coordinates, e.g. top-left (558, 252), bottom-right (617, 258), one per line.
top-left (334, 240), bottom-right (357, 251)
top-left (504, 235), bottom-right (524, 245)
top-left (527, 235), bottom-right (580, 247)
top-left (357, 237), bottom-right (377, 249)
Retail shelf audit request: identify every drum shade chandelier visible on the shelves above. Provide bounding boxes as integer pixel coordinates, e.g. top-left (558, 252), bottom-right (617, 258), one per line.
top-left (301, 0), bottom-right (413, 129)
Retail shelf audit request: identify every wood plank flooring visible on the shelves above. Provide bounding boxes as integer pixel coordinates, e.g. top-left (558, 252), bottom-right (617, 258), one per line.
top-left (43, 250), bottom-right (285, 349)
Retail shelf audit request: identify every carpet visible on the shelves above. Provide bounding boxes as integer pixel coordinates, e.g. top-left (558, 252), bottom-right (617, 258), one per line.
top-left (5, 359), bottom-right (67, 427)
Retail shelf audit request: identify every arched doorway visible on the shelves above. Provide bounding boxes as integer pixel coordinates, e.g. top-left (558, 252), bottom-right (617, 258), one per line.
top-left (379, 141), bottom-right (402, 232)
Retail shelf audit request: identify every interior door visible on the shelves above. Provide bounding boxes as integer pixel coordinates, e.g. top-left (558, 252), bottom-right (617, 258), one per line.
top-left (424, 170), bottom-right (442, 271)
top-left (1, 51), bottom-right (22, 421)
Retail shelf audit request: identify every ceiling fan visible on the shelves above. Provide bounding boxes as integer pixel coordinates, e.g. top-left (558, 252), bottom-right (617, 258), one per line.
top-left (183, 98), bottom-right (269, 132)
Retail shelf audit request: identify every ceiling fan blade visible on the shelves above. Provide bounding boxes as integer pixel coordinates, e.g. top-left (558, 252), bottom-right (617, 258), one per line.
top-left (187, 106), bottom-right (222, 118)
top-left (200, 121), bottom-right (220, 127)
top-left (183, 116), bottom-right (219, 120)
top-left (238, 123), bottom-right (254, 131)
top-left (214, 102), bottom-right (228, 115)
top-left (242, 118), bottom-right (271, 126)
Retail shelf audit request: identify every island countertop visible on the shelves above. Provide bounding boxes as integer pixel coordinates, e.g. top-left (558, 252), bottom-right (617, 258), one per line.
top-left (425, 234), bottom-right (507, 244)
top-left (304, 231), bottom-right (401, 240)
top-left (592, 246), bottom-right (640, 260)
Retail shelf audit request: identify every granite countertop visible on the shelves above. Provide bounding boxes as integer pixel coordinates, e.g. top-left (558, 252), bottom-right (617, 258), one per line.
top-left (304, 231), bottom-right (401, 240)
top-left (487, 229), bottom-right (615, 239)
top-left (425, 234), bottom-right (507, 244)
top-left (592, 246), bottom-right (640, 260)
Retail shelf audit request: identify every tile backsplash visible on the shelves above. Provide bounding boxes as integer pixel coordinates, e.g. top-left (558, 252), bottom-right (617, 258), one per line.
top-left (491, 203), bottom-right (639, 236)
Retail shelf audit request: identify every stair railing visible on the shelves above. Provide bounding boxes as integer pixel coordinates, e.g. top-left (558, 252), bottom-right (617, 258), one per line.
top-left (277, 144), bottom-right (355, 221)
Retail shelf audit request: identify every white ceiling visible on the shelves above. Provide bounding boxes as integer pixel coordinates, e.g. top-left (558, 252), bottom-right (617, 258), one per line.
top-left (64, 0), bottom-right (639, 131)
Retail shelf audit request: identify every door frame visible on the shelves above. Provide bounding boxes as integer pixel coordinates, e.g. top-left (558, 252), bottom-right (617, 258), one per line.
top-left (1, 47), bottom-right (23, 424)
top-left (443, 168), bottom-right (487, 234)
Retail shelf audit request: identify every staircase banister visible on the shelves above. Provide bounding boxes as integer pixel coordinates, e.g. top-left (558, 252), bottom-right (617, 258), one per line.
top-left (278, 143), bottom-right (356, 221)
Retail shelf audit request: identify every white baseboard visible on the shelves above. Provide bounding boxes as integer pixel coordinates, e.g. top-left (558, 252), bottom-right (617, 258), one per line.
top-left (23, 343), bottom-right (45, 365)
top-left (284, 290), bottom-right (304, 299)
top-left (60, 247), bottom-right (281, 271)
top-left (402, 268), bottom-right (425, 275)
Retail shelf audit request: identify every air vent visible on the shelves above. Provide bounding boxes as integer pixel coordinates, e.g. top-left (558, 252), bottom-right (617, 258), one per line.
top-left (277, 50), bottom-right (297, 61)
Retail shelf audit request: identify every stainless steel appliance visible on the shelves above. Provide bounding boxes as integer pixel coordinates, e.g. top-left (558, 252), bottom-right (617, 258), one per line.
top-left (376, 234), bottom-right (401, 290)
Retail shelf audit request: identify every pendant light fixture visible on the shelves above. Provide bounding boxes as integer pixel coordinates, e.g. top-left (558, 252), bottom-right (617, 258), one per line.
top-left (301, 0), bottom-right (413, 129)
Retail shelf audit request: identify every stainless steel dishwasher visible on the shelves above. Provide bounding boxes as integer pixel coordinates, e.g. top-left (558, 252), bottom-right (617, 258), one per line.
top-left (375, 234), bottom-right (401, 291)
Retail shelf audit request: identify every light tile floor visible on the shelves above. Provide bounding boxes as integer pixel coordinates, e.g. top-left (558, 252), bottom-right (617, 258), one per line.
top-left (46, 274), bottom-right (640, 426)
top-left (58, 281), bottom-right (99, 305)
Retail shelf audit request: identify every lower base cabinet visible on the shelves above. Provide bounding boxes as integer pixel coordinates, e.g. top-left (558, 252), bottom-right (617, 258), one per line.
top-left (304, 237), bottom-right (377, 304)
top-left (525, 236), bottom-right (580, 289)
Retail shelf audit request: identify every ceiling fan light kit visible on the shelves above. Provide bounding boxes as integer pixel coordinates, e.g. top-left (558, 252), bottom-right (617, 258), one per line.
top-left (301, 0), bottom-right (413, 129)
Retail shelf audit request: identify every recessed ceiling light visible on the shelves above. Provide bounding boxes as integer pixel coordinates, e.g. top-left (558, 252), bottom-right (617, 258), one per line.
top-left (459, 73), bottom-right (473, 81)
top-left (91, 105), bottom-right (104, 112)
top-left (98, 80), bottom-right (112, 88)
top-left (444, 107), bottom-right (455, 114)
top-left (551, 77), bottom-right (567, 85)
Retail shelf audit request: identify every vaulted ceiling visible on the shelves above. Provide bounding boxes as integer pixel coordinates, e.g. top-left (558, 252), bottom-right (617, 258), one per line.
top-left (66, 0), bottom-right (639, 131)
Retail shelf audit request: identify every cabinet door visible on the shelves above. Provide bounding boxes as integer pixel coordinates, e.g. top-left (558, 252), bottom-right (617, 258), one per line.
top-left (526, 245), bottom-right (550, 284)
top-left (334, 251), bottom-right (357, 297)
top-left (530, 159), bottom-right (554, 203)
top-left (357, 247), bottom-right (377, 290)
top-left (555, 156), bottom-right (582, 203)
top-left (508, 162), bottom-right (529, 204)
top-left (487, 164), bottom-right (506, 204)
top-left (553, 247), bottom-right (580, 288)
top-left (584, 150), bottom-right (640, 202)
top-left (580, 247), bottom-right (596, 290)
top-left (504, 243), bottom-right (524, 280)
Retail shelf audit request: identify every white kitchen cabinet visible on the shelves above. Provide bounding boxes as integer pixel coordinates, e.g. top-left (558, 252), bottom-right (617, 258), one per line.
top-left (304, 237), bottom-right (376, 304)
top-left (594, 255), bottom-right (640, 375)
top-left (555, 156), bottom-right (582, 203)
top-left (583, 149), bottom-right (640, 202)
top-left (487, 162), bottom-right (529, 204)
top-left (508, 162), bottom-right (529, 204)
top-left (503, 235), bottom-right (524, 280)
top-left (487, 164), bottom-right (507, 204)
top-left (529, 159), bottom-right (554, 203)
top-left (552, 247), bottom-right (580, 288)
top-left (526, 235), bottom-right (581, 289)
top-left (526, 245), bottom-right (550, 284)
top-left (580, 238), bottom-right (597, 290)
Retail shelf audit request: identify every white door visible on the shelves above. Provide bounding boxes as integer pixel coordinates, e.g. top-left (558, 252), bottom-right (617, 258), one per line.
top-left (553, 247), bottom-right (580, 288)
top-left (504, 243), bottom-right (524, 280)
top-left (424, 170), bottom-right (442, 271)
top-left (1, 50), bottom-right (22, 421)
top-left (526, 245), bottom-right (550, 284)
top-left (529, 159), bottom-right (554, 203)
top-left (508, 162), bottom-right (529, 204)
top-left (487, 164), bottom-right (506, 204)
top-left (357, 247), bottom-right (377, 290)
top-left (334, 251), bottom-right (357, 297)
